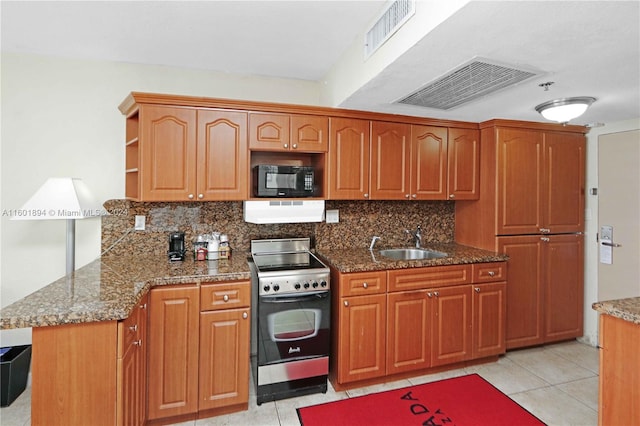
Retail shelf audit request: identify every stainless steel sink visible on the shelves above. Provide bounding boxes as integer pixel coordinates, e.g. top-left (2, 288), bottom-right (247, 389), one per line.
top-left (378, 248), bottom-right (448, 260)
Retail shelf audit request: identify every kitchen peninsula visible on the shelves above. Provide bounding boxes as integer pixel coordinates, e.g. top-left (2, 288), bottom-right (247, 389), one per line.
top-left (592, 297), bottom-right (640, 426)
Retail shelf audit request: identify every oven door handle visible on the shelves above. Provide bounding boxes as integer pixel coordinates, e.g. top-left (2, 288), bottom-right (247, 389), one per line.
top-left (260, 291), bottom-right (329, 303)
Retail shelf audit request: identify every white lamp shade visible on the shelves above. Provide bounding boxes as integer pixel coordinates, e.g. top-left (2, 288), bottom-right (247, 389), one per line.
top-left (12, 177), bottom-right (104, 220)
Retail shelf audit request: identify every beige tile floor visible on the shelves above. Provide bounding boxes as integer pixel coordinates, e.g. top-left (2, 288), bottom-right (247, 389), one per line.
top-left (0, 340), bottom-right (599, 426)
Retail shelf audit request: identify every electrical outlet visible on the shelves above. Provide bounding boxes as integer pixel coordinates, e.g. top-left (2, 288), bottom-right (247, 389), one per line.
top-left (134, 215), bottom-right (146, 231)
top-left (325, 209), bottom-right (339, 223)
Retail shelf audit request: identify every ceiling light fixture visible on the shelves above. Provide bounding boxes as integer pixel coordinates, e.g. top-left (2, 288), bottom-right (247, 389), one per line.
top-left (535, 96), bottom-right (596, 123)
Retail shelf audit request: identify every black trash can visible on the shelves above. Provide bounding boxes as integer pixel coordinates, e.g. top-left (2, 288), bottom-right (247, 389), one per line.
top-left (0, 345), bottom-right (32, 407)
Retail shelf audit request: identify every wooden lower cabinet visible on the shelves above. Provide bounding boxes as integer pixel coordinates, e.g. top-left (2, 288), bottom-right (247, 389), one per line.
top-left (147, 285), bottom-right (200, 421)
top-left (332, 262), bottom-right (506, 387)
top-left (31, 296), bottom-right (149, 426)
top-left (337, 293), bottom-right (387, 383)
top-left (148, 281), bottom-right (251, 423)
top-left (598, 315), bottom-right (640, 426)
top-left (199, 307), bottom-right (250, 411)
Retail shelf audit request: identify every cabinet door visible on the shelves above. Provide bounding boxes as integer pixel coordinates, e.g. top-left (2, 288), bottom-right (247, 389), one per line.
top-left (543, 132), bottom-right (585, 233)
top-left (147, 286), bottom-right (199, 421)
top-left (337, 294), bottom-right (386, 384)
top-left (370, 121), bottom-right (411, 200)
top-left (544, 234), bottom-right (584, 342)
top-left (118, 344), bottom-right (138, 426)
top-left (328, 117), bottom-right (370, 199)
top-left (387, 291), bottom-right (431, 375)
top-left (430, 286), bottom-right (472, 367)
top-left (291, 115), bottom-right (328, 152)
top-left (140, 105), bottom-right (197, 201)
top-left (448, 128), bottom-right (479, 200)
top-left (199, 308), bottom-right (250, 410)
top-left (496, 128), bottom-right (544, 235)
top-left (472, 282), bottom-right (506, 358)
top-left (249, 113), bottom-right (290, 151)
top-left (411, 125), bottom-right (448, 200)
top-left (197, 110), bottom-right (248, 200)
top-left (135, 294), bottom-right (148, 426)
top-left (498, 236), bottom-right (544, 349)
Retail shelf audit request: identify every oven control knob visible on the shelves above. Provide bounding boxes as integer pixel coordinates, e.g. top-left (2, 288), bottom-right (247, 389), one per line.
top-left (263, 285), bottom-right (270, 292)
top-left (294, 283), bottom-right (301, 290)
top-left (312, 281), bottom-right (319, 288)
top-left (303, 282), bottom-right (310, 289)
top-left (273, 284), bottom-right (280, 292)
top-left (320, 280), bottom-right (327, 287)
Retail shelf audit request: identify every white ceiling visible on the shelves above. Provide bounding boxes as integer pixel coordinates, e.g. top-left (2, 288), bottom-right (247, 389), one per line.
top-left (2, 1), bottom-right (639, 126)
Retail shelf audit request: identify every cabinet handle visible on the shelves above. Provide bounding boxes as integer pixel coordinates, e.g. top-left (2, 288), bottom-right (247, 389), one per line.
top-left (475, 287), bottom-right (481, 293)
top-left (188, 194), bottom-right (194, 199)
top-left (344, 300), bottom-right (349, 307)
top-left (284, 143), bottom-right (289, 148)
top-left (427, 292), bottom-right (433, 298)
top-left (412, 194), bottom-right (417, 199)
top-left (434, 291), bottom-right (440, 297)
top-left (129, 324), bottom-right (137, 332)
top-left (362, 282), bottom-right (368, 289)
top-left (292, 143), bottom-right (297, 149)
top-left (488, 271), bottom-right (496, 277)
top-left (133, 339), bottom-right (142, 346)
top-left (364, 193), bottom-right (369, 198)
top-left (198, 193), bottom-right (204, 199)
top-left (242, 312), bottom-right (248, 319)
top-left (139, 303), bottom-right (147, 310)
top-left (541, 237), bottom-right (550, 242)
top-left (449, 194), bottom-right (455, 199)
top-left (223, 294), bottom-right (229, 302)
top-left (540, 228), bottom-right (551, 234)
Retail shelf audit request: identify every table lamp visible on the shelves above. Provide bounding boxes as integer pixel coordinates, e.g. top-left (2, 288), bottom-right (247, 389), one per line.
top-left (12, 177), bottom-right (104, 275)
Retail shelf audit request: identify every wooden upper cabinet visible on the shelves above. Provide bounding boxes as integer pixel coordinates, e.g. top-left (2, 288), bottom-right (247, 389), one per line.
top-left (197, 110), bottom-right (248, 200)
top-left (543, 132), bottom-right (585, 234)
top-left (370, 121), bottom-right (411, 200)
top-left (328, 117), bottom-right (371, 199)
top-left (497, 128), bottom-right (544, 235)
top-left (139, 105), bottom-right (197, 201)
top-left (249, 113), bottom-right (328, 152)
top-left (411, 125), bottom-right (448, 200)
top-left (448, 128), bottom-right (480, 200)
top-left (496, 127), bottom-right (585, 235)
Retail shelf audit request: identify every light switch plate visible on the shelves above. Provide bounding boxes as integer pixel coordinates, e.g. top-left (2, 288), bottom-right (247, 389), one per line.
top-left (134, 215), bottom-right (146, 231)
top-left (325, 209), bottom-right (339, 223)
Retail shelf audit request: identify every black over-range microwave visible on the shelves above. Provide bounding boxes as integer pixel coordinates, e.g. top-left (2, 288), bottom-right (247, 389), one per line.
top-left (253, 165), bottom-right (316, 197)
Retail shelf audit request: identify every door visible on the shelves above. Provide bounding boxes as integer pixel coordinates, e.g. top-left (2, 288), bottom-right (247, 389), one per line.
top-left (411, 125), bottom-right (448, 200)
top-left (430, 285), bottom-right (472, 367)
top-left (448, 128), bottom-right (480, 200)
top-left (370, 121), bottom-right (411, 200)
top-left (472, 282), bottom-right (506, 358)
top-left (598, 130), bottom-right (640, 300)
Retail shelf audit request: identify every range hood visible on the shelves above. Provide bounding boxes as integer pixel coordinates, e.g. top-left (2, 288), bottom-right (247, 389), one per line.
top-left (243, 200), bottom-right (325, 224)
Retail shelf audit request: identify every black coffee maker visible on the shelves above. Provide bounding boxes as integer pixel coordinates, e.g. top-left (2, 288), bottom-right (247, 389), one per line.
top-left (168, 232), bottom-right (186, 261)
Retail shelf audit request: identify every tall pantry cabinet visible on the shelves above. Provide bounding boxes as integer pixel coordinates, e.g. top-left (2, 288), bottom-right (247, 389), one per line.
top-left (456, 120), bottom-right (586, 349)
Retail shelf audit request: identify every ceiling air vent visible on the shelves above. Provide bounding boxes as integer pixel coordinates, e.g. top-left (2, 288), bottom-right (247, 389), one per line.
top-left (396, 59), bottom-right (540, 110)
top-left (365, 0), bottom-right (415, 58)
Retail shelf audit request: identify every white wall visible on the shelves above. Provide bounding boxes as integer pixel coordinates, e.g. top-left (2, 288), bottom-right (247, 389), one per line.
top-left (0, 52), bottom-right (322, 346)
top-left (581, 118), bottom-right (640, 347)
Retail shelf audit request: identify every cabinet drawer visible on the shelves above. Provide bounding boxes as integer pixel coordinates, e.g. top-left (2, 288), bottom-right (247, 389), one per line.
top-left (339, 271), bottom-right (387, 297)
top-left (200, 281), bottom-right (251, 311)
top-left (472, 262), bottom-right (507, 283)
top-left (387, 265), bottom-right (472, 292)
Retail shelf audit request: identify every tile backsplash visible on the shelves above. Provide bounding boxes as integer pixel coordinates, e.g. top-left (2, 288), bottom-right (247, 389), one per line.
top-left (101, 199), bottom-right (454, 257)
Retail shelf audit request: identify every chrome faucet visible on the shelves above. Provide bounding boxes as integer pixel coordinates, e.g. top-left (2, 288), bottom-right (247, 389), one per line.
top-left (405, 225), bottom-right (422, 248)
top-left (370, 236), bottom-right (381, 251)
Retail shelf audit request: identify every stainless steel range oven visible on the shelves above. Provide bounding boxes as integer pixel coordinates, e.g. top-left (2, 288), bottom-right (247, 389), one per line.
top-left (249, 238), bottom-right (330, 405)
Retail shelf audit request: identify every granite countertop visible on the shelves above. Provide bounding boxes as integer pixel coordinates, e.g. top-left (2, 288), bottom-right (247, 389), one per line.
top-left (316, 242), bottom-right (508, 273)
top-left (0, 253), bottom-right (251, 330)
top-left (592, 297), bottom-right (640, 325)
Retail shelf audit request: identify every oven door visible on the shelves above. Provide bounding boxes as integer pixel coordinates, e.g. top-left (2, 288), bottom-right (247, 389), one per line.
top-left (257, 290), bottom-right (330, 366)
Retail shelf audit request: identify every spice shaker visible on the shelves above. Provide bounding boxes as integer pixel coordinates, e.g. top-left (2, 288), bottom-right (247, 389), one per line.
top-left (219, 234), bottom-right (230, 259)
top-left (207, 234), bottom-right (219, 260)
